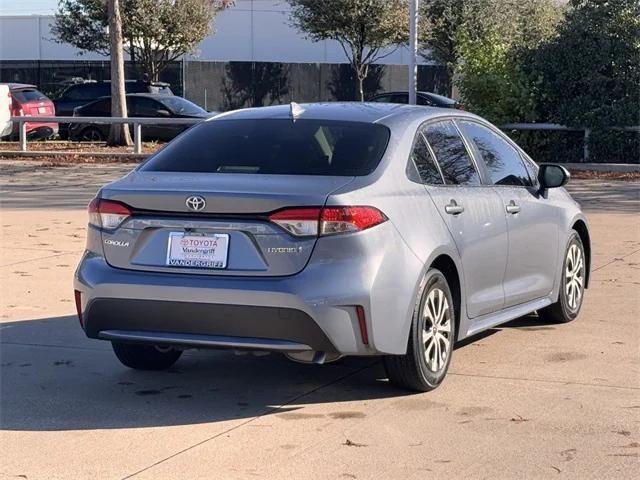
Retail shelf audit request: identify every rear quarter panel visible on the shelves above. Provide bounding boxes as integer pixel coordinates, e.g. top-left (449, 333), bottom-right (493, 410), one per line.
top-left (326, 112), bottom-right (466, 352)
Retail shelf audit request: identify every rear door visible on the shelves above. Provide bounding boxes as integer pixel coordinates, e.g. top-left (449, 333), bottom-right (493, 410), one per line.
top-left (457, 120), bottom-right (560, 307)
top-left (419, 120), bottom-right (508, 318)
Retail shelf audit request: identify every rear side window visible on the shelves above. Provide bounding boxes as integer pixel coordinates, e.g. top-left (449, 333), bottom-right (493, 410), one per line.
top-left (81, 99), bottom-right (111, 115)
top-left (12, 89), bottom-right (47, 103)
top-left (408, 132), bottom-right (443, 184)
top-left (142, 119), bottom-right (390, 176)
top-left (422, 120), bottom-right (480, 185)
top-left (459, 121), bottom-right (532, 186)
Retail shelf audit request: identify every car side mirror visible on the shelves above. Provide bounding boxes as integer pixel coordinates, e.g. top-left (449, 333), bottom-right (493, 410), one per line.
top-left (538, 163), bottom-right (570, 195)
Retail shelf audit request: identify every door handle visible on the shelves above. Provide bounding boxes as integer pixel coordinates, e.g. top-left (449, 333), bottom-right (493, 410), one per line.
top-left (445, 200), bottom-right (464, 215)
top-left (506, 200), bottom-right (521, 214)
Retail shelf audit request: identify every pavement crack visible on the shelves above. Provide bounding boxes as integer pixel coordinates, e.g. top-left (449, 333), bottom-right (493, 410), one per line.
top-left (0, 252), bottom-right (75, 268)
top-left (592, 248), bottom-right (640, 273)
top-left (448, 372), bottom-right (639, 391)
top-left (121, 360), bottom-right (379, 479)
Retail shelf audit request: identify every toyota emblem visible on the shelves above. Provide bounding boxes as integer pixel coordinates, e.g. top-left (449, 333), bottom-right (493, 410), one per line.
top-left (185, 195), bottom-right (206, 212)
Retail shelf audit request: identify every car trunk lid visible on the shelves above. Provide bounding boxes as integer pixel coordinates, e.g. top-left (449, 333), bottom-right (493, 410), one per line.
top-left (99, 171), bottom-right (354, 276)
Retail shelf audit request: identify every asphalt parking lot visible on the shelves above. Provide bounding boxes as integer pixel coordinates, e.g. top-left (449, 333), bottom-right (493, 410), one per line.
top-left (1, 160), bottom-right (638, 479)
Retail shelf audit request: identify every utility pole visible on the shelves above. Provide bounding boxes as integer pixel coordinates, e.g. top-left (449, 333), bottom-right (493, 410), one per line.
top-left (408, 0), bottom-right (419, 105)
top-left (107, 0), bottom-right (132, 146)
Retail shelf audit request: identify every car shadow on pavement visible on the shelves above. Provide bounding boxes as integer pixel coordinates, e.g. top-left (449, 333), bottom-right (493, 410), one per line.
top-left (0, 312), bottom-right (551, 432)
top-left (1, 315), bottom-right (403, 432)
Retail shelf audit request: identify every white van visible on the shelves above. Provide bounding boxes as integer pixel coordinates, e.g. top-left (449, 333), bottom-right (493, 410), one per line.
top-left (0, 84), bottom-right (12, 138)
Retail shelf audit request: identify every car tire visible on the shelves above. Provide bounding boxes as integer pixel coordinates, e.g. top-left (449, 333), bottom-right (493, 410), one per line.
top-left (383, 269), bottom-right (456, 392)
top-left (79, 127), bottom-right (105, 142)
top-left (111, 342), bottom-right (182, 370)
top-left (538, 232), bottom-right (586, 324)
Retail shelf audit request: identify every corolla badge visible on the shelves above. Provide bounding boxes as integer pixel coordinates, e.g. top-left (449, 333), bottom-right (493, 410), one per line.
top-left (104, 239), bottom-right (130, 247)
top-left (186, 195), bottom-right (206, 212)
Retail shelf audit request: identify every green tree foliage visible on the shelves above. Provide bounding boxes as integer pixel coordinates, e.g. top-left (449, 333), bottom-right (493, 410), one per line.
top-left (447, 0), bottom-right (563, 123)
top-left (533, 0), bottom-right (640, 129)
top-left (53, 0), bottom-right (230, 80)
top-left (287, 0), bottom-right (408, 101)
top-left (532, 0), bottom-right (640, 162)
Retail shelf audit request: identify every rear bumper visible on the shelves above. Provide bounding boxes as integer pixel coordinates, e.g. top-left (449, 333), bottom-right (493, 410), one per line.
top-left (85, 297), bottom-right (337, 353)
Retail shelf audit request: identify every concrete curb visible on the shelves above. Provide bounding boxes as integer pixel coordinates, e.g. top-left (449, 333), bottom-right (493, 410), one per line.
top-left (563, 163), bottom-right (640, 173)
top-left (0, 150), bottom-right (148, 160)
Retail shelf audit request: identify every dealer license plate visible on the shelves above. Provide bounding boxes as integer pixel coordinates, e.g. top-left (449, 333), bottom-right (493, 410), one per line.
top-left (166, 232), bottom-right (229, 269)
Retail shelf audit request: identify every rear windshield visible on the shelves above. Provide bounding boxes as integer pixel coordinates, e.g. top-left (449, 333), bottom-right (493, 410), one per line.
top-left (12, 89), bottom-right (47, 103)
top-left (159, 96), bottom-right (205, 115)
top-left (141, 119), bottom-right (390, 176)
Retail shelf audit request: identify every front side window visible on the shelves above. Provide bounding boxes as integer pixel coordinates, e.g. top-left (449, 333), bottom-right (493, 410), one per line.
top-left (82, 98), bottom-right (110, 115)
top-left (409, 132), bottom-right (443, 184)
top-left (130, 97), bottom-right (163, 117)
top-left (459, 121), bottom-right (532, 187)
top-left (142, 119), bottom-right (391, 176)
top-left (159, 97), bottom-right (206, 116)
top-left (422, 120), bottom-right (480, 185)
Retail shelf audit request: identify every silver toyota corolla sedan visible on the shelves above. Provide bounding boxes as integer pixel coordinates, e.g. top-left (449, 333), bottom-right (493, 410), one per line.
top-left (74, 102), bottom-right (590, 391)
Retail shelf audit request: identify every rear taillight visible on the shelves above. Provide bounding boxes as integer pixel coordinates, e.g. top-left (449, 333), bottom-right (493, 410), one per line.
top-left (11, 101), bottom-right (23, 117)
top-left (74, 290), bottom-right (84, 328)
top-left (269, 206), bottom-right (387, 237)
top-left (88, 198), bottom-right (132, 230)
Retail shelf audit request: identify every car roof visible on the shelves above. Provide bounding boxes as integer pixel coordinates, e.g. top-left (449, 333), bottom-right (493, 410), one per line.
top-left (86, 93), bottom-right (175, 102)
top-left (211, 102), bottom-right (453, 123)
top-left (372, 91), bottom-right (457, 104)
top-left (126, 93), bottom-right (174, 99)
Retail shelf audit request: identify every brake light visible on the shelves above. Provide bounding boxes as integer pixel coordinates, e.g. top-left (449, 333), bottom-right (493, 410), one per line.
top-left (269, 206), bottom-right (387, 237)
top-left (88, 198), bottom-right (132, 229)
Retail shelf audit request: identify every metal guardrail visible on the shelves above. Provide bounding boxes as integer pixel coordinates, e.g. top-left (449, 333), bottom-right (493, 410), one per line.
top-left (8, 116), bottom-right (639, 161)
top-left (10, 115), bottom-right (205, 154)
top-left (500, 123), bottom-right (639, 163)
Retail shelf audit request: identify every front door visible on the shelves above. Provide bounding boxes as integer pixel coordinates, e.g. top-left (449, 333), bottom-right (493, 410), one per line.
top-left (457, 120), bottom-right (559, 307)
top-left (420, 120), bottom-right (509, 318)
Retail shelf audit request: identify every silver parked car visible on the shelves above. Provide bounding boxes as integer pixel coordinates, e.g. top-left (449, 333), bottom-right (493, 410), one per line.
top-left (74, 103), bottom-right (590, 391)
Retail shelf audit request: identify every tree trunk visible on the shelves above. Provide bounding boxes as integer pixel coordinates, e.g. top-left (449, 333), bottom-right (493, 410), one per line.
top-left (356, 75), bottom-right (364, 102)
top-left (107, 0), bottom-right (132, 147)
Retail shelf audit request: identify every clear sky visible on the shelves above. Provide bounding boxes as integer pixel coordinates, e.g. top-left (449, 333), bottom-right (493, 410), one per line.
top-left (0, 0), bottom-right (57, 16)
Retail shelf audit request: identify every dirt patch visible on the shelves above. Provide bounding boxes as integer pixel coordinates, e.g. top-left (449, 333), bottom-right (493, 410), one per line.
top-left (0, 140), bottom-right (162, 155)
top-left (569, 170), bottom-right (640, 181)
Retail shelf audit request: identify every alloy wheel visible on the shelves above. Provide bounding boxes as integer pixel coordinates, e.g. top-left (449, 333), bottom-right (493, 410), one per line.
top-left (81, 129), bottom-right (104, 142)
top-left (422, 287), bottom-right (452, 372)
top-left (565, 243), bottom-right (584, 311)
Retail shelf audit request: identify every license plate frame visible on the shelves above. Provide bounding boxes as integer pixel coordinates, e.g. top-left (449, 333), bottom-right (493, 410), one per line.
top-left (166, 232), bottom-right (229, 269)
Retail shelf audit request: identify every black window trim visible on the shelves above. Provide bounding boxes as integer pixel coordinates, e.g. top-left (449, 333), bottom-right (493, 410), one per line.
top-left (410, 116), bottom-right (489, 187)
top-left (405, 127), bottom-right (446, 185)
top-left (453, 117), bottom-right (537, 189)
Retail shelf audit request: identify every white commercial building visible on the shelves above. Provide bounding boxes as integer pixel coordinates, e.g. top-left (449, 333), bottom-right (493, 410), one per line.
top-left (0, 0), bottom-right (426, 65)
